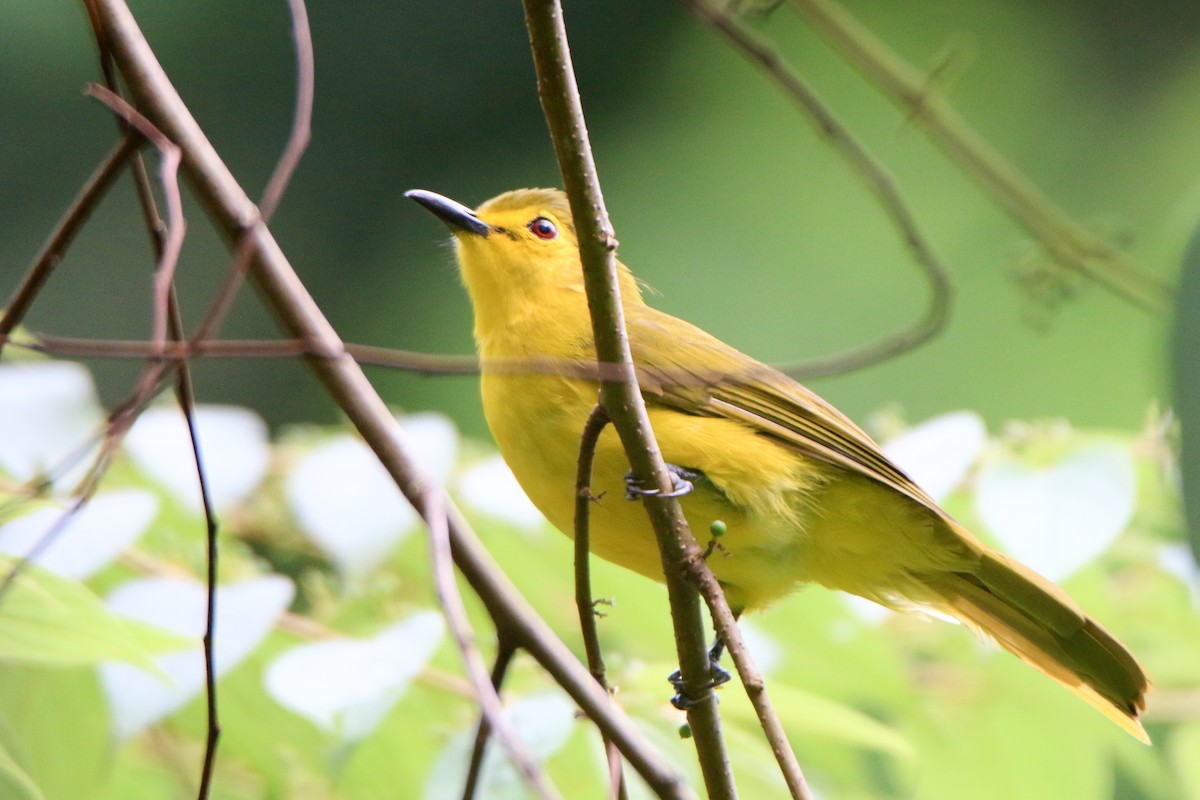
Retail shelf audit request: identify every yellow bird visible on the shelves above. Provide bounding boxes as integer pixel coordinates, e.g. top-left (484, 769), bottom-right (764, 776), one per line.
top-left (406, 187), bottom-right (1150, 741)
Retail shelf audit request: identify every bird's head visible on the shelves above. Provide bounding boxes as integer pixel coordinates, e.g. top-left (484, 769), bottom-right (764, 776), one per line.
top-left (406, 187), bottom-right (580, 296)
top-left (406, 187), bottom-right (642, 341)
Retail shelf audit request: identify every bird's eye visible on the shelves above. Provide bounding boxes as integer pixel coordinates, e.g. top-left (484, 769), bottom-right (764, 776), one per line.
top-left (528, 217), bottom-right (558, 240)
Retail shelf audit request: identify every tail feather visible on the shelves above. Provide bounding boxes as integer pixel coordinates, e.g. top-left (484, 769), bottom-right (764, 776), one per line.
top-left (936, 542), bottom-right (1150, 742)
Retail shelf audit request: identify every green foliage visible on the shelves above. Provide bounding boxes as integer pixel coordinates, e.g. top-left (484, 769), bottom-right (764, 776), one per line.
top-left (0, 665), bottom-right (110, 800)
top-left (1173, 222), bottom-right (1200, 567)
top-left (0, 558), bottom-right (188, 670)
top-left (2, 1), bottom-right (1195, 796)
top-left (0, 736), bottom-right (45, 800)
top-left (0, 366), bottom-right (1196, 798)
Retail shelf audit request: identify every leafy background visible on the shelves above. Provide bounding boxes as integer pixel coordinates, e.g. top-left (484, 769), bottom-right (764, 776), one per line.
top-left (2, 0), bottom-right (1199, 798)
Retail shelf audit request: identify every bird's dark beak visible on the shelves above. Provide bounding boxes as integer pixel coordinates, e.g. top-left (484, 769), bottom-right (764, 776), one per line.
top-left (405, 189), bottom-right (490, 238)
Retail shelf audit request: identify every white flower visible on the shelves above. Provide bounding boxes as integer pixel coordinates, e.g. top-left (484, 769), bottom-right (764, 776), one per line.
top-left (882, 411), bottom-right (987, 503)
top-left (263, 611), bottom-right (443, 741)
top-left (125, 404), bottom-right (269, 513)
top-left (0, 490), bottom-right (157, 579)
top-left (975, 443), bottom-right (1136, 580)
top-left (0, 361), bottom-right (105, 493)
top-left (286, 413), bottom-right (458, 577)
top-left (99, 575), bottom-right (294, 741)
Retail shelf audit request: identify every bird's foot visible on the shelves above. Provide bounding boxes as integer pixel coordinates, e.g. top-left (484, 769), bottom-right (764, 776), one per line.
top-left (666, 647), bottom-right (732, 710)
top-left (624, 464), bottom-right (702, 501)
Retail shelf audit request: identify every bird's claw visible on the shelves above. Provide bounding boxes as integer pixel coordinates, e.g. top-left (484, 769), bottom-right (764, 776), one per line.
top-left (624, 464), bottom-right (701, 501)
top-left (666, 662), bottom-right (732, 710)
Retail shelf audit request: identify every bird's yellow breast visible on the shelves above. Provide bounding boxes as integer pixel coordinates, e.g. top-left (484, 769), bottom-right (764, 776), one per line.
top-left (480, 357), bottom-right (828, 611)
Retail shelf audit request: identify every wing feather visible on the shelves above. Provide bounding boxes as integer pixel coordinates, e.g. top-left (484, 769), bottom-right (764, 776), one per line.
top-left (627, 307), bottom-right (937, 510)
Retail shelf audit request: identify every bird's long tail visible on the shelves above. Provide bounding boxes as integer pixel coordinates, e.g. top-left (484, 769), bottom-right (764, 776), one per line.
top-left (933, 538), bottom-right (1150, 742)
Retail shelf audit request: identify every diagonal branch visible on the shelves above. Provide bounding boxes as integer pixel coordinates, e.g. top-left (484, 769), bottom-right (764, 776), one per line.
top-left (680, 549), bottom-right (813, 799)
top-left (86, 1), bottom-right (691, 796)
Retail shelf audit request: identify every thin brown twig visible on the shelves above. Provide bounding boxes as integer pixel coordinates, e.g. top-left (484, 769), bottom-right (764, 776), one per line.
top-left (173, 374), bottom-right (222, 800)
top-left (422, 489), bottom-right (560, 800)
top-left (681, 556), bottom-right (814, 799)
top-left (461, 642), bottom-right (518, 800)
top-left (573, 403), bottom-right (628, 800)
top-left (0, 88), bottom-right (190, 606)
top-left (83, 84), bottom-right (187, 357)
top-left (574, 403), bottom-right (613, 689)
top-left (74, 85), bottom-right (196, 445)
top-left (790, 0), bottom-right (1171, 312)
top-left (685, 0), bottom-right (951, 381)
top-left (189, 0), bottom-right (315, 343)
top-left (184, 4), bottom-right (315, 787)
top-left (12, 332), bottom-right (754, 386)
top-left (89, 2), bottom-right (692, 794)
top-left (0, 134), bottom-right (141, 355)
top-left (521, 2), bottom-right (737, 797)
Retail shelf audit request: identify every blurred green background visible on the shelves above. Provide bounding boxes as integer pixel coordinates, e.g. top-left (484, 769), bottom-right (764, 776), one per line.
top-left (3, 0), bottom-right (1196, 440)
top-left (3, 3), bottom-right (1200, 799)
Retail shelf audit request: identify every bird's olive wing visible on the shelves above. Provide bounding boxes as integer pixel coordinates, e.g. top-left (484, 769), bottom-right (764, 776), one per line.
top-left (626, 308), bottom-right (938, 512)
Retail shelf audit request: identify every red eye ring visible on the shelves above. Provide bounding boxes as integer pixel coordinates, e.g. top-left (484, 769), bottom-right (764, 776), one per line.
top-left (528, 216), bottom-right (558, 240)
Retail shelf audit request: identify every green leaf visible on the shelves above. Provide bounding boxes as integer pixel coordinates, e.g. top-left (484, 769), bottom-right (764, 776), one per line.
top-left (1172, 220), bottom-right (1200, 566)
top-left (731, 680), bottom-right (915, 760)
top-left (909, 657), bottom-right (1110, 800)
top-left (0, 559), bottom-right (189, 670)
top-left (0, 741), bottom-right (44, 800)
top-left (1170, 721), bottom-right (1200, 800)
top-left (0, 664), bottom-right (110, 800)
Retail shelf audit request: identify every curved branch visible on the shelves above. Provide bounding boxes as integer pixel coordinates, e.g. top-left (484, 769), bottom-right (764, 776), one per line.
top-left (791, 0), bottom-right (1171, 313)
top-left (190, 0), bottom-right (315, 342)
top-left (685, 1), bottom-right (951, 380)
top-left (573, 404), bottom-right (628, 800)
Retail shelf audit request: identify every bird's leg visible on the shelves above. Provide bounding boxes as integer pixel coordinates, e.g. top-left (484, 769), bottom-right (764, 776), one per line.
top-left (667, 619), bottom-right (738, 710)
top-left (624, 464), bottom-right (703, 500)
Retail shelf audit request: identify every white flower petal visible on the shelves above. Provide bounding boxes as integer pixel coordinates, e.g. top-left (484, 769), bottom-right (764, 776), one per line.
top-left (882, 411), bottom-right (987, 503)
top-left (286, 435), bottom-right (418, 577)
top-left (975, 443), bottom-right (1136, 581)
top-left (124, 405), bottom-right (269, 513)
top-left (456, 455), bottom-right (545, 533)
top-left (99, 575), bottom-right (293, 740)
top-left (423, 692), bottom-right (576, 800)
top-left (264, 611), bottom-right (444, 741)
top-left (284, 413), bottom-right (457, 577)
top-left (0, 361), bottom-right (104, 492)
top-left (398, 412), bottom-right (458, 487)
top-left (1156, 544), bottom-right (1200, 605)
top-left (0, 490), bottom-right (158, 579)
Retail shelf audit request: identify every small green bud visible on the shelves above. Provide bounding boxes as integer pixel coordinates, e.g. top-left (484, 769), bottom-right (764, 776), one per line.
top-left (678, 723), bottom-right (693, 739)
top-left (709, 519), bottom-right (727, 538)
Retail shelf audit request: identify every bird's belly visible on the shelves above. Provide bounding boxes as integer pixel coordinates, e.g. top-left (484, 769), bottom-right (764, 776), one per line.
top-left (482, 373), bottom-right (665, 579)
top-left (481, 373), bottom-right (822, 610)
